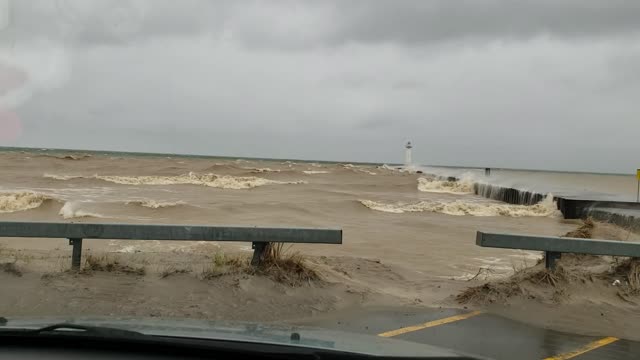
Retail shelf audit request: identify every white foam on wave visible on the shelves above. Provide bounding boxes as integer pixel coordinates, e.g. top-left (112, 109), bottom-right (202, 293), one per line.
top-left (58, 201), bottom-right (105, 219)
top-left (377, 164), bottom-right (417, 173)
top-left (340, 164), bottom-right (377, 175)
top-left (377, 164), bottom-right (397, 171)
top-left (44, 173), bottom-right (82, 181)
top-left (303, 170), bottom-right (330, 174)
top-left (358, 170), bottom-right (377, 175)
top-left (125, 199), bottom-right (186, 209)
top-left (359, 195), bottom-right (560, 217)
top-left (45, 172), bottom-right (306, 190)
top-left (244, 167), bottom-right (280, 173)
top-left (417, 177), bottom-right (475, 194)
top-left (0, 191), bottom-right (54, 213)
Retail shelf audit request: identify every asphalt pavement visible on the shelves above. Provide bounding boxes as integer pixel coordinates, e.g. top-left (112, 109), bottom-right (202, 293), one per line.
top-left (293, 307), bottom-right (640, 360)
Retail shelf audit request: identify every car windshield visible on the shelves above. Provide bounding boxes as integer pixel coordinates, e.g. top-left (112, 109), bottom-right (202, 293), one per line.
top-left (1, 1), bottom-right (640, 359)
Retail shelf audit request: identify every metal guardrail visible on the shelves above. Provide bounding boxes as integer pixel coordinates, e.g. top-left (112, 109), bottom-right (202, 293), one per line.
top-left (476, 231), bottom-right (640, 269)
top-left (0, 221), bottom-right (342, 269)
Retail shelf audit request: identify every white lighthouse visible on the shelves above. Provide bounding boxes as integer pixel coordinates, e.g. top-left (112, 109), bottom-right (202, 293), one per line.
top-left (404, 141), bottom-right (413, 166)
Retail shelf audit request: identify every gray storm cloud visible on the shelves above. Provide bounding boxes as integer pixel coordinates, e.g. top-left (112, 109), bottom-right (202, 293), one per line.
top-left (2, 0), bottom-right (640, 173)
top-left (8, 1), bottom-right (640, 46)
top-left (327, 1), bottom-right (640, 44)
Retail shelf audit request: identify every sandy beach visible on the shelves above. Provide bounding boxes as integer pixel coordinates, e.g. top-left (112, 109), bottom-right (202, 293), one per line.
top-left (1, 149), bottom-right (640, 340)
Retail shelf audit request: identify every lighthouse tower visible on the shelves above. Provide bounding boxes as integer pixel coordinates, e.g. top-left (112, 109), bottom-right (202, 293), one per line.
top-left (404, 141), bottom-right (413, 166)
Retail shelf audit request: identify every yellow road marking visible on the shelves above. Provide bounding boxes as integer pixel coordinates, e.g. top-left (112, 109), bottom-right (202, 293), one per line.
top-left (378, 310), bottom-right (483, 337)
top-left (543, 337), bottom-right (619, 360)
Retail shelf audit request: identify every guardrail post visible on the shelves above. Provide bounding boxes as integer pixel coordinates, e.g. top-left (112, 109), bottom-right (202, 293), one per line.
top-left (545, 251), bottom-right (561, 270)
top-left (251, 242), bottom-right (269, 266)
top-left (69, 238), bottom-right (83, 270)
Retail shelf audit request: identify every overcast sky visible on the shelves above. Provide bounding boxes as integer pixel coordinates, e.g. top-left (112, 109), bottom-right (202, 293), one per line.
top-left (1, 0), bottom-right (639, 173)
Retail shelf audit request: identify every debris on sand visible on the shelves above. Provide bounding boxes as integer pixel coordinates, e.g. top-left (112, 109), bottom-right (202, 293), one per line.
top-left (458, 219), bottom-right (639, 306)
top-left (456, 281), bottom-right (524, 304)
top-left (1, 262), bottom-right (22, 277)
top-left (456, 265), bottom-right (573, 304)
top-left (611, 258), bottom-right (640, 297)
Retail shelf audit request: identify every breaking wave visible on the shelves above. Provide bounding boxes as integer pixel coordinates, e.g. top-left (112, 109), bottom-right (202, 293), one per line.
top-left (244, 167), bottom-right (280, 173)
top-left (0, 191), bottom-right (55, 213)
top-left (39, 153), bottom-right (92, 160)
top-left (377, 164), bottom-right (398, 171)
top-left (376, 164), bottom-right (416, 173)
top-left (303, 170), bottom-right (330, 174)
top-left (201, 163), bottom-right (243, 172)
top-left (359, 195), bottom-right (559, 217)
top-left (417, 177), bottom-right (474, 194)
top-left (45, 172), bottom-right (305, 189)
top-left (358, 169), bottom-right (377, 176)
top-left (339, 164), bottom-right (377, 175)
top-left (44, 174), bottom-right (82, 181)
top-left (125, 200), bottom-right (186, 209)
top-left (58, 201), bottom-right (105, 219)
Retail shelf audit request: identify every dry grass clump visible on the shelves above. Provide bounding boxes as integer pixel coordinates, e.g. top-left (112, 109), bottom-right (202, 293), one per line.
top-left (201, 244), bottom-right (320, 286)
top-left (522, 267), bottom-right (569, 287)
top-left (256, 243), bottom-right (320, 286)
top-left (564, 218), bottom-right (595, 239)
top-left (200, 252), bottom-right (248, 279)
top-left (82, 254), bottom-right (146, 275)
top-left (538, 218), bottom-right (596, 265)
top-left (559, 218), bottom-right (596, 261)
top-left (159, 265), bottom-right (192, 279)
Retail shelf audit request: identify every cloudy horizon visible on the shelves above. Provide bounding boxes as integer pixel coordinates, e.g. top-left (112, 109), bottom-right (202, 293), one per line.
top-left (1, 0), bottom-right (639, 173)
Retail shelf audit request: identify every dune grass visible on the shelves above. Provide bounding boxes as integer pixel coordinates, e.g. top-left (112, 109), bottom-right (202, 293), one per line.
top-left (257, 243), bottom-right (320, 285)
top-left (200, 252), bottom-right (248, 279)
top-left (82, 254), bottom-right (146, 275)
top-left (201, 243), bottom-right (319, 286)
top-left (159, 265), bottom-right (192, 279)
